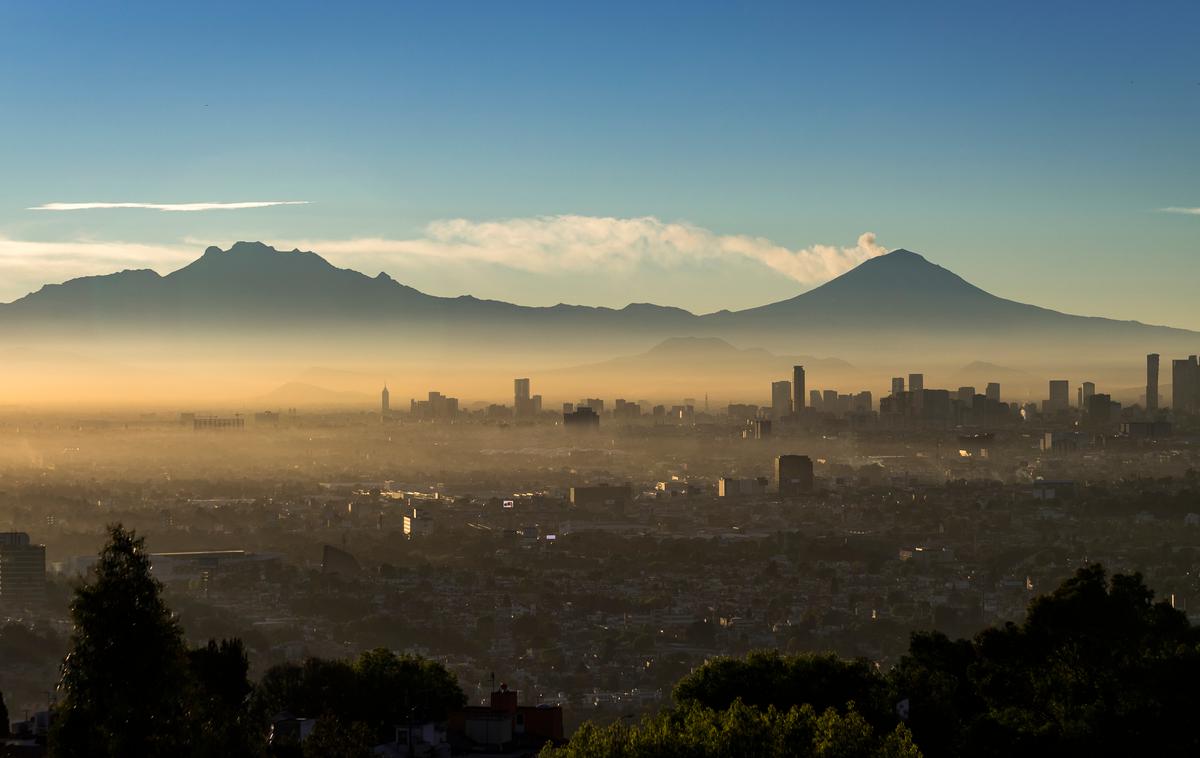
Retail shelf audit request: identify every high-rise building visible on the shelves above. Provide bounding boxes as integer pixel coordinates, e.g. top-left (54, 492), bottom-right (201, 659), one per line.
top-left (771, 380), bottom-right (792, 419)
top-left (1047, 380), bottom-right (1070, 414)
top-left (1082, 382), bottom-right (1096, 408)
top-left (823, 390), bottom-right (838, 409)
top-left (381, 384), bottom-right (390, 415)
top-left (563, 406), bottom-right (600, 429)
top-left (909, 374), bottom-right (924, 412)
top-left (1172, 356), bottom-right (1199, 414)
top-left (792, 366), bottom-right (806, 413)
top-left (986, 382), bottom-right (1001, 402)
top-left (891, 377), bottom-right (905, 396)
top-left (514, 378), bottom-right (532, 417)
top-left (0, 532), bottom-right (45, 605)
top-left (1147, 354), bottom-right (1160, 412)
top-left (775, 455), bottom-right (814, 496)
top-left (957, 387), bottom-right (976, 407)
top-left (809, 389), bottom-right (821, 409)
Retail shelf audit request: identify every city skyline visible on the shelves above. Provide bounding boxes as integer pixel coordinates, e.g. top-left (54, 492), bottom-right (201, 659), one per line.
top-left (0, 2), bottom-right (1197, 327)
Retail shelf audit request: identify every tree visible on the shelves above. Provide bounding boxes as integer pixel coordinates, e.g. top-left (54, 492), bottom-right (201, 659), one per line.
top-left (301, 714), bottom-right (374, 758)
top-left (51, 524), bottom-right (195, 758)
top-left (188, 638), bottom-right (262, 757)
top-left (255, 648), bottom-right (465, 745)
top-left (540, 699), bottom-right (921, 758)
top-left (890, 564), bottom-right (1200, 757)
top-left (674, 650), bottom-right (892, 729)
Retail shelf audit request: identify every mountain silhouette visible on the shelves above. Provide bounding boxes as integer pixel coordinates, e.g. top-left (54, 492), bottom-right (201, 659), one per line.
top-left (0, 242), bottom-right (1193, 369)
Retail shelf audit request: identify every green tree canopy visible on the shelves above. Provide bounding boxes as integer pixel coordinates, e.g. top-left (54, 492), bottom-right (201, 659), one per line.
top-left (541, 699), bottom-right (920, 758)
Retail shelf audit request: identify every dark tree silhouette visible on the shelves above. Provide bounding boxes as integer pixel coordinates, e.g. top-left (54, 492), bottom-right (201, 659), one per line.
top-left (255, 648), bottom-right (465, 745)
top-left (673, 650), bottom-right (892, 728)
top-left (51, 524), bottom-right (195, 757)
top-left (890, 564), bottom-right (1200, 757)
top-left (188, 638), bottom-right (262, 756)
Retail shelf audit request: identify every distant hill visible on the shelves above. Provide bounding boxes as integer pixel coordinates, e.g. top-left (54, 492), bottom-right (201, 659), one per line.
top-left (534, 337), bottom-right (859, 401)
top-left (0, 242), bottom-right (1193, 389)
top-left (254, 382), bottom-right (372, 407)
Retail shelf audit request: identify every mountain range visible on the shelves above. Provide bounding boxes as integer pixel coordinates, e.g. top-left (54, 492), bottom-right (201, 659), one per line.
top-left (0, 241), bottom-right (1193, 403)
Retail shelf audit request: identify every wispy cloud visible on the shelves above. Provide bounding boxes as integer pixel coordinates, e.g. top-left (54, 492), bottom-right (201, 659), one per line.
top-left (1159, 206), bottom-right (1200, 215)
top-left (0, 216), bottom-right (886, 304)
top-left (28, 200), bottom-right (309, 212)
top-left (278, 215), bottom-right (886, 285)
top-left (0, 237), bottom-right (197, 302)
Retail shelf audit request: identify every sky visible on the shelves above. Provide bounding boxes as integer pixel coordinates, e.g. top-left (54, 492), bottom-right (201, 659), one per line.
top-left (0, 1), bottom-right (1197, 326)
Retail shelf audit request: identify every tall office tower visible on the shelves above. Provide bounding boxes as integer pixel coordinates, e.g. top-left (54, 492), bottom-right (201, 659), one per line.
top-left (381, 384), bottom-right (390, 415)
top-left (1082, 382), bottom-right (1096, 408)
top-left (1146, 354), bottom-right (1160, 412)
top-left (1047, 380), bottom-right (1070, 414)
top-left (822, 390), bottom-right (838, 413)
top-left (0, 532), bottom-right (45, 605)
top-left (792, 365), bottom-right (806, 413)
top-left (957, 386), bottom-right (976, 407)
top-left (771, 380), bottom-right (792, 419)
top-left (986, 382), bottom-right (1001, 402)
top-left (514, 377), bottom-right (532, 417)
top-left (909, 374), bottom-right (924, 412)
top-left (775, 455), bottom-right (814, 496)
top-left (1173, 357), bottom-right (1199, 414)
top-left (891, 377), bottom-right (905, 396)
top-left (809, 389), bottom-right (821, 410)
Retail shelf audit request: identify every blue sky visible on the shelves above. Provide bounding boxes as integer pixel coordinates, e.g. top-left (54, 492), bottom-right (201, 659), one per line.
top-left (0, 1), bottom-right (1197, 326)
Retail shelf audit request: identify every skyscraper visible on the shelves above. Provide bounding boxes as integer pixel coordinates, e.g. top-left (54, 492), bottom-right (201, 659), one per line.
top-left (792, 365), bottom-right (805, 413)
top-left (775, 455), bottom-right (814, 496)
top-left (957, 386), bottom-right (976, 407)
top-left (1047, 380), bottom-right (1070, 414)
top-left (0, 532), bottom-right (45, 604)
top-left (986, 382), bottom-right (1001, 402)
top-left (771, 380), bottom-right (792, 419)
top-left (909, 374), bottom-right (924, 412)
top-left (514, 377), bottom-right (532, 417)
top-left (1147, 353), bottom-right (1160, 412)
top-left (891, 377), bottom-right (905, 396)
top-left (1082, 381), bottom-right (1095, 408)
top-left (381, 384), bottom-right (390, 415)
top-left (1172, 357), bottom-right (1199, 414)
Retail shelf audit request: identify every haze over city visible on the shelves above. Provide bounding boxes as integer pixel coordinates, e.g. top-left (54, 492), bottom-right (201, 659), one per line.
top-left (0, 3), bottom-right (1198, 758)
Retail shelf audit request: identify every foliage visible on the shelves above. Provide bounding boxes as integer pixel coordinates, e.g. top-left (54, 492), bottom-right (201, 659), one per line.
top-left (255, 647), bottom-right (465, 744)
top-left (188, 638), bottom-right (263, 757)
top-left (674, 650), bottom-right (892, 728)
top-left (48, 524), bottom-right (260, 758)
top-left (540, 699), bottom-right (920, 758)
top-left (300, 714), bottom-right (375, 758)
top-left (889, 564), bottom-right (1200, 757)
top-left (51, 524), bottom-right (196, 757)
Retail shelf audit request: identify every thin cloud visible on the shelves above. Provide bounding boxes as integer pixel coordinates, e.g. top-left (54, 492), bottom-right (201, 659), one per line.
top-left (1159, 207), bottom-right (1200, 215)
top-left (279, 215), bottom-right (886, 286)
top-left (28, 200), bottom-right (309, 212)
top-left (0, 237), bottom-right (196, 302)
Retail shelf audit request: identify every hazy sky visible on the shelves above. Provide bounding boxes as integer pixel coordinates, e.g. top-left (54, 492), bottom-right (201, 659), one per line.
top-left (0, 1), bottom-right (1197, 326)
